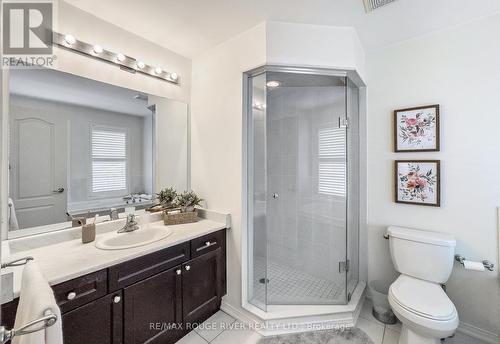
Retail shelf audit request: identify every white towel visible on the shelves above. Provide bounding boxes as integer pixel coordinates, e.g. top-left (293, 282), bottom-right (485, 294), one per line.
top-left (8, 198), bottom-right (19, 231)
top-left (13, 261), bottom-right (63, 344)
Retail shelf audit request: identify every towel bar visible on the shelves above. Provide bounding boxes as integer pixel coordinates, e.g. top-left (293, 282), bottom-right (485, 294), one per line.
top-left (1, 257), bottom-right (34, 269)
top-left (0, 309), bottom-right (57, 343)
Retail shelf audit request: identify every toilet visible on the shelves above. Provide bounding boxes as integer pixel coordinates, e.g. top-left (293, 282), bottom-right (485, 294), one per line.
top-left (386, 226), bottom-right (459, 344)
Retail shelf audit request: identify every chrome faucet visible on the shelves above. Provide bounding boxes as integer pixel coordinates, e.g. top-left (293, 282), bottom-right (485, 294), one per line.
top-left (123, 194), bottom-right (137, 204)
top-left (117, 214), bottom-right (140, 233)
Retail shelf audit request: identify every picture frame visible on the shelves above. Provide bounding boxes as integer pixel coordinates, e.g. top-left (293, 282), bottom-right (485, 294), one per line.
top-left (395, 160), bottom-right (441, 207)
top-left (394, 105), bottom-right (440, 152)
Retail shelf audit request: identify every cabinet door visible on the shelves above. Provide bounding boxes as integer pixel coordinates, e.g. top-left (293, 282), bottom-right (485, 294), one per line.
top-left (182, 247), bottom-right (222, 326)
top-left (62, 291), bottom-right (123, 344)
top-left (123, 267), bottom-right (183, 344)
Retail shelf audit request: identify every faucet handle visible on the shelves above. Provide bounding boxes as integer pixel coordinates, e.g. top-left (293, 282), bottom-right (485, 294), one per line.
top-left (127, 213), bottom-right (136, 222)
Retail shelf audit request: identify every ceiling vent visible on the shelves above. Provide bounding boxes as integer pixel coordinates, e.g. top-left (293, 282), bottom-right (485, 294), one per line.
top-left (363, 0), bottom-right (397, 12)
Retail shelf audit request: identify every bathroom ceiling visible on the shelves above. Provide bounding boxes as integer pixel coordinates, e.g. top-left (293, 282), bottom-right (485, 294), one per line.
top-left (65, 0), bottom-right (500, 58)
top-left (10, 69), bottom-right (151, 116)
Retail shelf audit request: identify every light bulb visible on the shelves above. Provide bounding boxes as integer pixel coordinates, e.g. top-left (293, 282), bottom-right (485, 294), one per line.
top-left (116, 53), bottom-right (126, 62)
top-left (154, 67), bottom-right (162, 75)
top-left (136, 60), bottom-right (145, 69)
top-left (170, 73), bottom-right (178, 81)
top-left (64, 34), bottom-right (76, 45)
top-left (266, 80), bottom-right (281, 88)
top-left (93, 45), bottom-right (103, 54)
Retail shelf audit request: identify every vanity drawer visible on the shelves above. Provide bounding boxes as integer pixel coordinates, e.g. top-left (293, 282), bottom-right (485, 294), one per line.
top-left (191, 230), bottom-right (225, 259)
top-left (53, 270), bottom-right (107, 313)
top-left (108, 242), bottom-right (190, 292)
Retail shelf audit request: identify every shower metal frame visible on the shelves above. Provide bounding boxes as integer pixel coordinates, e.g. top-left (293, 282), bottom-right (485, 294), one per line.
top-left (242, 65), bottom-right (362, 314)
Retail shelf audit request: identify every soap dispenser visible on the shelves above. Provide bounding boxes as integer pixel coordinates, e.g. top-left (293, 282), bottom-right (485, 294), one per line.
top-left (82, 215), bottom-right (97, 244)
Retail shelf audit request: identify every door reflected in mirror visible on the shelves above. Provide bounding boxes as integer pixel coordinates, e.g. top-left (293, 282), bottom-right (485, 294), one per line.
top-left (7, 69), bottom-right (188, 238)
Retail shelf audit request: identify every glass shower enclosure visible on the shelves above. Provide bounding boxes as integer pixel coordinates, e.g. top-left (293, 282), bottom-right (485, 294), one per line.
top-left (245, 67), bottom-right (359, 312)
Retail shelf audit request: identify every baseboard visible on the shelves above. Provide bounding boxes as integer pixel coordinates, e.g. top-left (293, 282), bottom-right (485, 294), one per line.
top-left (457, 321), bottom-right (499, 344)
top-left (220, 299), bottom-right (262, 328)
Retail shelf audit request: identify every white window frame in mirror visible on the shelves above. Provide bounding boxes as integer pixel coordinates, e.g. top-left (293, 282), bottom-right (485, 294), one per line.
top-left (89, 124), bottom-right (130, 199)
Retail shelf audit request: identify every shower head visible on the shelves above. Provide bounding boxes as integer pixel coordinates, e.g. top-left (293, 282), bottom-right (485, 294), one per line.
top-left (363, 0), bottom-right (397, 13)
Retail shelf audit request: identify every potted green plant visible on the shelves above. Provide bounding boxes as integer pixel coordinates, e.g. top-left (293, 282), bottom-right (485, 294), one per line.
top-left (175, 191), bottom-right (203, 213)
top-left (156, 187), bottom-right (178, 209)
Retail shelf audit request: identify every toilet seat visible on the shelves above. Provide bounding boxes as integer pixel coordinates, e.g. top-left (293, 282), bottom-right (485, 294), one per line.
top-left (388, 275), bottom-right (459, 340)
top-left (390, 275), bottom-right (456, 321)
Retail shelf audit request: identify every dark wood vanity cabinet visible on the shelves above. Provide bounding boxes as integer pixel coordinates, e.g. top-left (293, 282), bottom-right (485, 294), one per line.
top-left (182, 248), bottom-right (223, 326)
top-left (1, 229), bottom-right (227, 344)
top-left (123, 267), bottom-right (183, 344)
top-left (62, 291), bottom-right (123, 344)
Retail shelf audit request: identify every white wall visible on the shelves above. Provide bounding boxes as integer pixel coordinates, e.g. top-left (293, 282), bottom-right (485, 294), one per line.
top-left (55, 1), bottom-right (191, 103)
top-left (191, 21), bottom-right (366, 316)
top-left (0, 0), bottom-right (194, 237)
top-left (367, 14), bottom-right (500, 338)
top-left (191, 23), bottom-right (267, 310)
top-left (1, 2), bottom-right (191, 238)
top-left (266, 22), bottom-right (366, 80)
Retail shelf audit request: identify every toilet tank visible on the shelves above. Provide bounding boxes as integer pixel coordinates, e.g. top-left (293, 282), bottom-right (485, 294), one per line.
top-left (387, 226), bottom-right (456, 284)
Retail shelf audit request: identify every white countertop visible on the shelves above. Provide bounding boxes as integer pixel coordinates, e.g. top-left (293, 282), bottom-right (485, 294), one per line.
top-left (3, 219), bottom-right (226, 300)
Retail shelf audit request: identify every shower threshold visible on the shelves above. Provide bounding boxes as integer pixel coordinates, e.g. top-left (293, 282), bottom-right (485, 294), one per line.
top-left (230, 281), bottom-right (366, 336)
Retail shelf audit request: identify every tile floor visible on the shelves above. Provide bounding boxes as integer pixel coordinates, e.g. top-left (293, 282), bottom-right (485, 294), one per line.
top-left (176, 299), bottom-right (488, 344)
top-left (252, 257), bottom-right (344, 305)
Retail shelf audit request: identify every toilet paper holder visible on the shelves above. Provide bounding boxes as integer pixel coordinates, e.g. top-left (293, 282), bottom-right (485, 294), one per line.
top-left (455, 254), bottom-right (495, 272)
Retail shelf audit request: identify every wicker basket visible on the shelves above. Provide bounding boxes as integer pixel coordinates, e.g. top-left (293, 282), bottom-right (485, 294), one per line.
top-left (163, 209), bottom-right (198, 225)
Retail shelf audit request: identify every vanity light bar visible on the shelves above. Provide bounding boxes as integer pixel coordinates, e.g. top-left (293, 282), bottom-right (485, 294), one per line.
top-left (53, 32), bottom-right (179, 85)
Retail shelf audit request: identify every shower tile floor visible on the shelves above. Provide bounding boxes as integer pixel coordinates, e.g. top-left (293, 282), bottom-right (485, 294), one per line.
top-left (251, 257), bottom-right (345, 304)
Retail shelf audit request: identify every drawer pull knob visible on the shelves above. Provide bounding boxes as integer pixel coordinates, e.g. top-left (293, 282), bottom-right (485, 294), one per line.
top-left (176, 269), bottom-right (181, 275)
top-left (205, 241), bottom-right (211, 246)
top-left (67, 292), bottom-right (77, 300)
top-left (113, 296), bottom-right (121, 304)
top-left (185, 265), bottom-right (191, 271)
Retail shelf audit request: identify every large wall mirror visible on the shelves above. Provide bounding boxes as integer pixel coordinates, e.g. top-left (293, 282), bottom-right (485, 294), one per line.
top-left (6, 69), bottom-right (188, 239)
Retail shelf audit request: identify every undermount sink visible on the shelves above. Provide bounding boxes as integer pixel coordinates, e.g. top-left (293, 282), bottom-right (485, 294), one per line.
top-left (95, 224), bottom-right (173, 250)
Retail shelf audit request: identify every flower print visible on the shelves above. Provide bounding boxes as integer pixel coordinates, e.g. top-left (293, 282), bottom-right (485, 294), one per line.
top-left (416, 178), bottom-right (427, 188)
top-left (398, 111), bottom-right (436, 147)
top-left (398, 163), bottom-right (436, 203)
top-left (407, 180), bottom-right (417, 189)
top-left (406, 118), bottom-right (417, 126)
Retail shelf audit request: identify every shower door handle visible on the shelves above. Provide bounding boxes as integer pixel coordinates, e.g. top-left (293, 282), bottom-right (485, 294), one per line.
top-left (272, 193), bottom-right (279, 199)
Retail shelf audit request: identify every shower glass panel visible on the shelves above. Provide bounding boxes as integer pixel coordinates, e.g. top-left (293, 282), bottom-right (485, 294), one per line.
top-left (247, 68), bottom-right (359, 307)
top-left (248, 72), bottom-right (268, 311)
top-left (346, 78), bottom-right (360, 300)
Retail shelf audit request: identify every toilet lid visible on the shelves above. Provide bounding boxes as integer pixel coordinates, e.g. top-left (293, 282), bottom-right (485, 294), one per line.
top-left (390, 275), bottom-right (456, 321)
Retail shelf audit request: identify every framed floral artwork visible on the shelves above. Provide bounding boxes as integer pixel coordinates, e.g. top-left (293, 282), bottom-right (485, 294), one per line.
top-left (394, 105), bottom-right (440, 152)
top-left (395, 160), bottom-right (440, 207)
